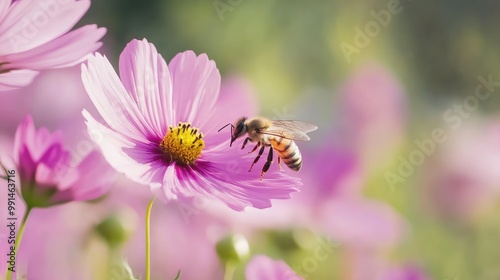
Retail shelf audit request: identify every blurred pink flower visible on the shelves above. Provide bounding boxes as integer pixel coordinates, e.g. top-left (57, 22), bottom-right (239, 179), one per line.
top-left (0, 0), bottom-right (106, 91)
top-left (342, 251), bottom-right (430, 280)
top-left (318, 197), bottom-right (406, 249)
top-left (14, 115), bottom-right (115, 207)
top-left (383, 265), bottom-right (430, 280)
top-left (245, 255), bottom-right (303, 280)
top-left (299, 144), bottom-right (363, 205)
top-left (336, 63), bottom-right (406, 168)
top-left (82, 38), bottom-right (300, 211)
top-left (422, 119), bottom-right (500, 223)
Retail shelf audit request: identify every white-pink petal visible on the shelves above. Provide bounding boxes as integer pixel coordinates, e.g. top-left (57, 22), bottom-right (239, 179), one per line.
top-left (0, 0), bottom-right (11, 19)
top-left (0, 0), bottom-right (90, 54)
top-left (119, 38), bottom-right (173, 137)
top-left (0, 69), bottom-right (38, 91)
top-left (81, 54), bottom-right (156, 142)
top-left (159, 152), bottom-right (301, 211)
top-left (83, 110), bottom-right (166, 192)
top-left (53, 150), bottom-right (116, 202)
top-left (5, 25), bottom-right (106, 69)
top-left (168, 51), bottom-right (221, 130)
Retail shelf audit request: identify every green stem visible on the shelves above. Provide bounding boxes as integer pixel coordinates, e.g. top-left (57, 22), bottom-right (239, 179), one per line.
top-left (5, 207), bottom-right (32, 280)
top-left (223, 262), bottom-right (236, 280)
top-left (108, 247), bottom-right (119, 280)
top-left (145, 196), bottom-right (156, 280)
top-left (0, 160), bottom-right (9, 180)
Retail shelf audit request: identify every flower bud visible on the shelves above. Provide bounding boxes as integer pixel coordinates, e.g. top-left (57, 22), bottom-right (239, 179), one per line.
top-left (95, 208), bottom-right (137, 249)
top-left (216, 234), bottom-right (250, 264)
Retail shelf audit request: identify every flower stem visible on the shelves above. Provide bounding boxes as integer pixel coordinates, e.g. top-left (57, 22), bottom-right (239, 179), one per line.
top-left (145, 196), bottom-right (156, 280)
top-left (0, 161), bottom-right (9, 180)
top-left (223, 262), bottom-right (236, 280)
top-left (5, 207), bottom-right (32, 280)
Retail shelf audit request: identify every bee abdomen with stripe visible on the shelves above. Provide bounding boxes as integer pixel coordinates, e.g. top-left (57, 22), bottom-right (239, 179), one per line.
top-left (273, 138), bottom-right (303, 171)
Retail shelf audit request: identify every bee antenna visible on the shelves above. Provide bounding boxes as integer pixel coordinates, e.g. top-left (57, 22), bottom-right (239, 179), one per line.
top-left (218, 123), bottom-right (234, 132)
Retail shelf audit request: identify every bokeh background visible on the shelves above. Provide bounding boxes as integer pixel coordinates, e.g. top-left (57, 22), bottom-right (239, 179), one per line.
top-left (2, 0), bottom-right (500, 279)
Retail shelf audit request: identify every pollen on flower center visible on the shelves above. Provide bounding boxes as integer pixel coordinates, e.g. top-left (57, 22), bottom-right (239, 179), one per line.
top-left (160, 122), bottom-right (205, 165)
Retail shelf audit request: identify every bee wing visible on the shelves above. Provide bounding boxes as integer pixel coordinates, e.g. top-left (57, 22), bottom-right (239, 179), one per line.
top-left (260, 120), bottom-right (318, 141)
top-left (271, 120), bottom-right (318, 133)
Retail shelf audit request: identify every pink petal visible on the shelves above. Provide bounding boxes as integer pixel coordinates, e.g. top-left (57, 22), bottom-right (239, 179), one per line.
top-left (33, 127), bottom-right (64, 160)
top-left (13, 116), bottom-right (64, 167)
top-left (0, 69), bottom-right (38, 91)
top-left (81, 54), bottom-right (157, 143)
top-left (245, 255), bottom-right (303, 280)
top-left (162, 164), bottom-right (179, 200)
top-left (16, 145), bottom-right (37, 186)
top-left (5, 25), bottom-right (106, 69)
top-left (119, 38), bottom-right (172, 137)
top-left (0, 0), bottom-right (90, 54)
top-left (168, 50), bottom-right (221, 130)
top-left (0, 0), bottom-right (11, 19)
top-left (52, 150), bottom-right (116, 202)
top-left (13, 115), bottom-right (36, 164)
top-left (34, 142), bottom-right (70, 188)
top-left (13, 115), bottom-right (71, 190)
top-left (13, 116), bottom-right (37, 181)
top-left (83, 110), bottom-right (166, 193)
top-left (161, 144), bottom-right (301, 211)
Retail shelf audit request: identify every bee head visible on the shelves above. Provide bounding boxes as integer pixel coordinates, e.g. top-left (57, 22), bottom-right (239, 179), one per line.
top-left (230, 117), bottom-right (248, 146)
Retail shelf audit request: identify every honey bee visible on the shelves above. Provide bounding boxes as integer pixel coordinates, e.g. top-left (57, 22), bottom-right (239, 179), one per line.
top-left (219, 116), bottom-right (318, 179)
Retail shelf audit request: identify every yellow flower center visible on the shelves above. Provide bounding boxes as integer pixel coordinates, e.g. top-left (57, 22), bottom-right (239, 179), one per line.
top-left (160, 122), bottom-right (205, 165)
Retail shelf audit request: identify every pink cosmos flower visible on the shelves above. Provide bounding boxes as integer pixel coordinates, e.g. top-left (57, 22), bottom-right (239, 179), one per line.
top-left (341, 251), bottom-right (430, 280)
top-left (14, 115), bottom-right (115, 207)
top-left (245, 255), bottom-right (303, 280)
top-left (82, 38), bottom-right (300, 211)
top-left (383, 265), bottom-right (430, 280)
top-left (422, 119), bottom-right (500, 224)
top-left (336, 63), bottom-right (406, 168)
top-left (0, 0), bottom-right (106, 91)
top-left (318, 197), bottom-right (406, 249)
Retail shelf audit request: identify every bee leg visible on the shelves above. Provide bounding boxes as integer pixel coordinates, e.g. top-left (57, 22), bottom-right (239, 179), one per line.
top-left (248, 141), bottom-right (261, 154)
top-left (260, 147), bottom-right (274, 180)
top-left (277, 156), bottom-right (283, 170)
top-left (241, 137), bottom-right (251, 150)
top-left (249, 145), bottom-right (266, 172)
